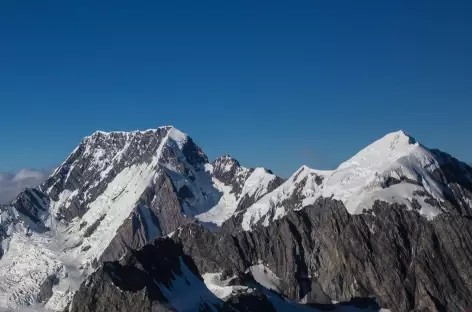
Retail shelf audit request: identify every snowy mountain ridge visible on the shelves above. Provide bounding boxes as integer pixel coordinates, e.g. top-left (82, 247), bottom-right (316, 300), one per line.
top-left (238, 130), bottom-right (472, 230)
top-left (196, 155), bottom-right (284, 226)
top-left (0, 126), bottom-right (471, 311)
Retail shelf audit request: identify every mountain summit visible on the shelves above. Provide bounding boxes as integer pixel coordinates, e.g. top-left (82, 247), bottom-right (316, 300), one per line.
top-left (233, 130), bottom-right (472, 231)
top-left (0, 126), bottom-right (282, 311)
top-left (0, 127), bottom-right (471, 311)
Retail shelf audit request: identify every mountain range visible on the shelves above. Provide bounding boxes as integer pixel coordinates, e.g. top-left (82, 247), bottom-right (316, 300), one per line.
top-left (0, 126), bottom-right (471, 312)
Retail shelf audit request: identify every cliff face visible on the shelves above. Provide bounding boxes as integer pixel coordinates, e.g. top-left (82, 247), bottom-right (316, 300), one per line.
top-left (71, 198), bottom-right (472, 312)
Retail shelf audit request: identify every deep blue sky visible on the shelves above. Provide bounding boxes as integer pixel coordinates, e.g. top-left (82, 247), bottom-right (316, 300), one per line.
top-left (0, 1), bottom-right (471, 177)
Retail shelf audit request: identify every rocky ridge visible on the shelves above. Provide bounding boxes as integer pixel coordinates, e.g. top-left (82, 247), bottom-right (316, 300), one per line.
top-left (0, 127), bottom-right (471, 311)
top-left (71, 196), bottom-right (472, 312)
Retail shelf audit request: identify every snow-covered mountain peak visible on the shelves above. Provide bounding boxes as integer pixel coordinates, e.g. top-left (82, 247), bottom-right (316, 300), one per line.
top-left (212, 155), bottom-right (241, 173)
top-left (0, 124), bottom-right (290, 310)
top-left (195, 155), bottom-right (284, 226)
top-left (0, 125), bottom-right (222, 310)
top-left (81, 126), bottom-right (192, 157)
top-left (237, 130), bottom-right (472, 230)
top-left (42, 126), bottom-right (211, 221)
top-left (338, 130), bottom-right (418, 171)
top-left (210, 155), bottom-right (278, 185)
top-left (86, 125), bottom-right (176, 137)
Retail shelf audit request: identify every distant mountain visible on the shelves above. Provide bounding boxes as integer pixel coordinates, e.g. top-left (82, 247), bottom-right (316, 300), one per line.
top-left (0, 126), bottom-right (471, 312)
top-left (0, 168), bottom-right (50, 204)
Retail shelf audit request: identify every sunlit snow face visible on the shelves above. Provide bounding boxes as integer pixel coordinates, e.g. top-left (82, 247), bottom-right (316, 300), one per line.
top-left (239, 130), bottom-right (471, 230)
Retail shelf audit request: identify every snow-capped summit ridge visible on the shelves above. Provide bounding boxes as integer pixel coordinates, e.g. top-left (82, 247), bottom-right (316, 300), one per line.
top-left (338, 130), bottom-right (419, 170)
top-left (85, 126), bottom-right (190, 150)
top-left (86, 125), bottom-right (180, 138)
top-left (211, 155), bottom-right (241, 174)
top-left (213, 154), bottom-right (240, 164)
top-left (239, 130), bottom-right (472, 230)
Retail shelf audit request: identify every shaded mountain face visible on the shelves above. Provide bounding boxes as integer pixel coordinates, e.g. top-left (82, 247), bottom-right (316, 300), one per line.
top-left (69, 211), bottom-right (385, 312)
top-left (71, 197), bottom-right (472, 312)
top-left (1, 126), bottom-right (472, 311)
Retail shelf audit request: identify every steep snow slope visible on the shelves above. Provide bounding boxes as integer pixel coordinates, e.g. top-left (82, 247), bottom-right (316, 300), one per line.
top-left (240, 131), bottom-right (472, 230)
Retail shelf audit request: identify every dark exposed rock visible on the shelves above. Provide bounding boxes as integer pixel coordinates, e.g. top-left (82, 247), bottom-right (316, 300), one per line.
top-left (411, 198), bottom-right (422, 210)
top-left (173, 198), bottom-right (472, 312)
top-left (430, 150), bottom-right (472, 190)
top-left (380, 176), bottom-right (421, 189)
top-left (177, 185), bottom-right (193, 201)
top-left (71, 238), bottom-right (272, 312)
top-left (181, 136), bottom-right (209, 166)
top-left (380, 176), bottom-right (401, 188)
top-left (424, 197), bottom-right (440, 207)
top-left (70, 260), bottom-right (174, 312)
top-left (38, 274), bottom-right (59, 303)
top-left (235, 194), bottom-right (256, 212)
top-left (426, 150), bottom-right (472, 216)
top-left (71, 226), bottom-right (385, 312)
top-left (314, 174), bottom-right (324, 186)
top-left (222, 291), bottom-right (277, 312)
top-left (413, 190), bottom-right (429, 197)
top-left (83, 214), bottom-right (106, 237)
top-left (11, 188), bottom-right (49, 225)
top-left (98, 169), bottom-right (194, 264)
top-left (71, 197), bottom-right (472, 312)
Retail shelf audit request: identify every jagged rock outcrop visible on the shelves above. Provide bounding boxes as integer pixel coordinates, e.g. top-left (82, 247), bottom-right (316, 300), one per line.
top-left (70, 238), bottom-right (294, 312)
top-left (71, 196), bottom-right (472, 312)
top-left (69, 216), bottom-right (385, 312)
top-left (210, 155), bottom-right (285, 212)
top-left (10, 188), bottom-right (50, 226)
top-left (97, 168), bottom-right (195, 264)
top-left (171, 198), bottom-right (472, 312)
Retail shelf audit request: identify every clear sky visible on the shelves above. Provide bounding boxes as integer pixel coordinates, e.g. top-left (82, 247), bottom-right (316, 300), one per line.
top-left (0, 0), bottom-right (471, 177)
